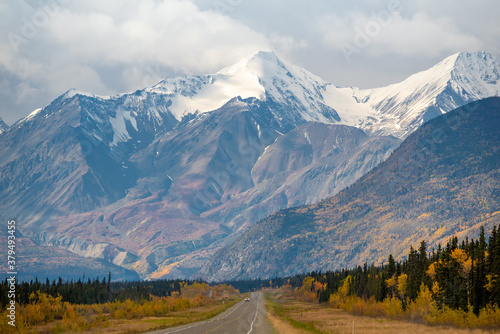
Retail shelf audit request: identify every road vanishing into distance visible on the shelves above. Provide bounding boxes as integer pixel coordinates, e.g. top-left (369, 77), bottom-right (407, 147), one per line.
top-left (146, 292), bottom-right (273, 334)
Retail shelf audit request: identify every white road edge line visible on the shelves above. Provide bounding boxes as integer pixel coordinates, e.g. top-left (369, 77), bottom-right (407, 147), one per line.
top-left (218, 300), bottom-right (245, 320)
top-left (246, 296), bottom-right (261, 334)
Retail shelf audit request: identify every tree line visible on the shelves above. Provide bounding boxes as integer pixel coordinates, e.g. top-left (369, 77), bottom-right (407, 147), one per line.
top-left (287, 224), bottom-right (500, 327)
top-left (313, 225), bottom-right (500, 314)
top-left (0, 273), bottom-right (189, 306)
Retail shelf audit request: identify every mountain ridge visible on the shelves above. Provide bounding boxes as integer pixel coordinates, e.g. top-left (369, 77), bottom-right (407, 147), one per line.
top-left (12, 50), bottom-right (500, 140)
top-left (353, 51), bottom-right (500, 137)
top-left (197, 97), bottom-right (500, 281)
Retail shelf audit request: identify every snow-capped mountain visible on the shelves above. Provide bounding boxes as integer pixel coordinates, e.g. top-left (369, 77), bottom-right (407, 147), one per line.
top-left (11, 51), bottom-right (342, 157)
top-left (1, 50), bottom-right (499, 281)
top-left (147, 51), bottom-right (341, 132)
top-left (15, 50), bottom-right (499, 143)
top-left (348, 51), bottom-right (500, 137)
top-left (137, 50), bottom-right (500, 139)
top-left (16, 88), bottom-right (178, 150)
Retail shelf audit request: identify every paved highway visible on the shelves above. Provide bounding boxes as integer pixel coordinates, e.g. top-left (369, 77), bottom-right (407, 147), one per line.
top-left (146, 292), bottom-right (273, 334)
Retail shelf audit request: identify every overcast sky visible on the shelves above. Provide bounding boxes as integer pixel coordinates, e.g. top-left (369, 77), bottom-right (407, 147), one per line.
top-left (0, 0), bottom-right (499, 124)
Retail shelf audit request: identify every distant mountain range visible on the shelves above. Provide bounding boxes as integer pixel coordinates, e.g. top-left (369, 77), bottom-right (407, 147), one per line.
top-left (0, 51), bottom-right (499, 281)
top-left (198, 97), bottom-right (500, 281)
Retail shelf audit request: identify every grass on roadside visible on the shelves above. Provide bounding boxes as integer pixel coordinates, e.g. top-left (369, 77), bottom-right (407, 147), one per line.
top-left (129, 297), bottom-right (242, 334)
top-left (264, 292), bottom-right (329, 334)
top-left (264, 289), bottom-right (500, 334)
top-left (19, 297), bottom-right (242, 334)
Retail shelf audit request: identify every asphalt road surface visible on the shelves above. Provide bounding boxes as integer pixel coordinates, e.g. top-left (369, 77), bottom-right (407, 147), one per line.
top-left (146, 291), bottom-right (273, 334)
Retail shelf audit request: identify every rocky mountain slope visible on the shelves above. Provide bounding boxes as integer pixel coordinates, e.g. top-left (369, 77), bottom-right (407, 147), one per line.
top-left (198, 97), bottom-right (500, 281)
top-left (0, 117), bottom-right (7, 134)
top-left (0, 90), bottom-right (178, 229)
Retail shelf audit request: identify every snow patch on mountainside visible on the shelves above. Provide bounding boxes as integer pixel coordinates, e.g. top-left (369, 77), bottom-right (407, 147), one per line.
top-left (109, 110), bottom-right (138, 146)
top-left (23, 108), bottom-right (43, 122)
top-left (0, 117), bottom-right (8, 134)
top-left (158, 72), bottom-right (264, 120)
top-left (148, 54), bottom-right (268, 120)
top-left (451, 51), bottom-right (500, 99)
top-left (323, 86), bottom-right (376, 127)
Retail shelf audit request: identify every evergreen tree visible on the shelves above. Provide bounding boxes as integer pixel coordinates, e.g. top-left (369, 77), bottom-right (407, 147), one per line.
top-left (473, 227), bottom-right (488, 314)
top-left (376, 272), bottom-right (387, 302)
top-left (388, 254), bottom-right (396, 278)
top-left (491, 226), bottom-right (500, 306)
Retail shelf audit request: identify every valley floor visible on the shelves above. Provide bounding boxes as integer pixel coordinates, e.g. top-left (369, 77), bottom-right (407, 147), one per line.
top-left (265, 293), bottom-right (500, 334)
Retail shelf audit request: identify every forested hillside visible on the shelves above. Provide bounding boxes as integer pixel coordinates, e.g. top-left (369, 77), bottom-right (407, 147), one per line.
top-left (291, 224), bottom-right (500, 328)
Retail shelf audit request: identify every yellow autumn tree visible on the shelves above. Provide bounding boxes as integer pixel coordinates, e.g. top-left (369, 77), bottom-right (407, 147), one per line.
top-left (339, 275), bottom-right (352, 302)
top-left (397, 273), bottom-right (408, 302)
top-left (406, 283), bottom-right (437, 322)
top-left (451, 248), bottom-right (473, 304)
top-left (329, 275), bottom-right (352, 307)
top-left (385, 276), bottom-right (397, 298)
top-left (486, 274), bottom-right (497, 293)
top-left (426, 262), bottom-right (437, 279)
top-left (296, 277), bottom-right (317, 302)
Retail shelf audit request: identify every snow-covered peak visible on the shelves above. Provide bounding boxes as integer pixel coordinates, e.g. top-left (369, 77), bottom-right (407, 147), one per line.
top-left (364, 53), bottom-right (458, 110)
top-left (365, 51), bottom-right (500, 109)
top-left (148, 51), bottom-right (339, 123)
top-left (219, 50), bottom-right (328, 92)
top-left (351, 51), bottom-right (500, 137)
top-left (62, 88), bottom-right (111, 101)
top-left (218, 51), bottom-right (281, 76)
top-left (450, 51), bottom-right (500, 99)
top-left (218, 50), bottom-right (326, 83)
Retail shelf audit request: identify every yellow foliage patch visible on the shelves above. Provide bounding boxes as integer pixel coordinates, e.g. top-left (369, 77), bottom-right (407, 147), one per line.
top-left (417, 212), bottom-right (432, 219)
top-left (8, 283), bottom-right (239, 333)
top-left (329, 284), bottom-right (500, 329)
top-left (150, 261), bottom-right (180, 279)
